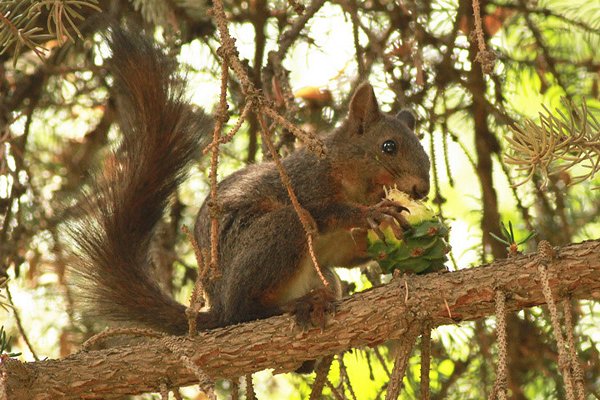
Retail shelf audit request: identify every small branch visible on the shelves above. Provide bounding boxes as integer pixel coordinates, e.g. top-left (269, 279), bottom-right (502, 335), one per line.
top-left (374, 347), bottom-right (392, 379)
top-left (518, 0), bottom-right (570, 95)
top-left (277, 0), bottom-right (327, 59)
top-left (562, 299), bottom-right (586, 400)
top-left (420, 325), bottom-right (431, 400)
top-left (207, 54), bottom-right (229, 277)
top-left (159, 382), bottom-right (168, 400)
top-left (385, 327), bottom-right (419, 400)
top-left (181, 224), bottom-right (206, 336)
top-left (326, 379), bottom-right (345, 400)
top-left (537, 242), bottom-right (576, 400)
top-left (472, 0), bottom-right (496, 74)
top-left (245, 374), bottom-right (256, 400)
top-left (230, 378), bottom-right (239, 400)
top-left (5, 286), bottom-right (39, 361)
top-left (490, 291), bottom-right (508, 400)
top-left (309, 355), bottom-right (334, 400)
top-left (338, 353), bottom-right (357, 400)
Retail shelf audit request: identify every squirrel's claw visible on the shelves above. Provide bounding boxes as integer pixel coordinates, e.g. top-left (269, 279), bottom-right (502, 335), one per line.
top-left (378, 200), bottom-right (412, 230)
top-left (366, 200), bottom-right (411, 241)
top-left (367, 217), bottom-right (388, 243)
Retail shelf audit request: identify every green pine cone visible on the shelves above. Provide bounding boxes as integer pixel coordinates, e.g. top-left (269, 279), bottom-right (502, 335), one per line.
top-left (367, 188), bottom-right (451, 275)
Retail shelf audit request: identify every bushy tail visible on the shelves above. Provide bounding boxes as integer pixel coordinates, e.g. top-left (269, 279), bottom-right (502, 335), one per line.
top-left (67, 27), bottom-right (212, 335)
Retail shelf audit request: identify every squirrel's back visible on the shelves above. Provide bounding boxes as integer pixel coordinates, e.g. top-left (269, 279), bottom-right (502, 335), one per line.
top-left (66, 27), bottom-right (212, 334)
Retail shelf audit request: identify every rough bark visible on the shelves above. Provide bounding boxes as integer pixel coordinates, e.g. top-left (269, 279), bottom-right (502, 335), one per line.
top-left (3, 239), bottom-right (600, 399)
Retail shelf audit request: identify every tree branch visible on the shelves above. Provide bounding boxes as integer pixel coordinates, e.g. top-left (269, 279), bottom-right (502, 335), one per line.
top-left (3, 239), bottom-right (600, 399)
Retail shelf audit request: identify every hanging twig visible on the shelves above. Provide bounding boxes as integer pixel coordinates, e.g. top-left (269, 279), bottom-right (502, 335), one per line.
top-left (213, 0), bottom-right (327, 155)
top-left (385, 329), bottom-right (419, 400)
top-left (159, 382), bottom-right (169, 400)
top-left (428, 122), bottom-right (444, 210)
top-left (440, 112), bottom-right (454, 188)
top-left (245, 374), bottom-right (256, 400)
top-left (211, 0), bottom-right (327, 159)
top-left (420, 325), bottom-right (431, 400)
top-left (181, 225), bottom-right (206, 336)
top-left (209, 0), bottom-right (328, 287)
top-left (206, 52), bottom-right (229, 278)
top-left (537, 241), bottom-right (576, 400)
top-left (230, 378), bottom-right (239, 400)
top-left (347, 0), bottom-right (364, 77)
top-left (5, 286), bottom-right (38, 361)
top-left (374, 347), bottom-right (392, 378)
top-left (309, 355), bottom-right (335, 400)
top-left (562, 299), bottom-right (586, 400)
top-left (338, 353), bottom-right (357, 400)
top-left (471, 0), bottom-right (496, 74)
top-left (203, 102), bottom-right (253, 153)
top-left (256, 113), bottom-right (329, 287)
top-left (490, 290), bottom-right (508, 400)
top-left (326, 379), bottom-right (346, 400)
top-left (161, 337), bottom-right (215, 399)
top-left (173, 388), bottom-right (184, 400)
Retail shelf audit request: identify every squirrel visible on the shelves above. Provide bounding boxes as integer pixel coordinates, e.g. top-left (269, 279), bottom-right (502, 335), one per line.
top-left (68, 28), bottom-right (430, 338)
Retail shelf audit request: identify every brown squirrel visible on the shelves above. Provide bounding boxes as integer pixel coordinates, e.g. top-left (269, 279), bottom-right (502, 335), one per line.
top-left (68, 28), bottom-right (430, 337)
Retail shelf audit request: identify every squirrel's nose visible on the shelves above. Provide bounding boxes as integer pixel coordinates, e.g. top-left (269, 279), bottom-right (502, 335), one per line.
top-left (411, 182), bottom-right (429, 200)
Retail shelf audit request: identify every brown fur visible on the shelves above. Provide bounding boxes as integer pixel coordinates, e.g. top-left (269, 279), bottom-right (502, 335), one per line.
top-left (67, 27), bottom-right (213, 334)
top-left (68, 29), bottom-right (430, 336)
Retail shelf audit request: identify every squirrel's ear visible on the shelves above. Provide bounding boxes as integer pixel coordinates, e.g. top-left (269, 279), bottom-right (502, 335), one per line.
top-left (348, 82), bottom-right (381, 132)
top-left (396, 109), bottom-right (416, 130)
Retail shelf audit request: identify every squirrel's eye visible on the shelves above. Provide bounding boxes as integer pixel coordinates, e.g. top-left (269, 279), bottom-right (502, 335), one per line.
top-left (381, 140), bottom-right (397, 155)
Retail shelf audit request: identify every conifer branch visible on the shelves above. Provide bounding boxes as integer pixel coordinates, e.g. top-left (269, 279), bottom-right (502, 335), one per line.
top-left (504, 100), bottom-right (600, 188)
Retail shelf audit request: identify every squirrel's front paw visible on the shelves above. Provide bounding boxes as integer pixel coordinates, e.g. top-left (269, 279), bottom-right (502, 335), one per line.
top-left (365, 199), bottom-right (411, 242)
top-left (286, 288), bottom-right (337, 331)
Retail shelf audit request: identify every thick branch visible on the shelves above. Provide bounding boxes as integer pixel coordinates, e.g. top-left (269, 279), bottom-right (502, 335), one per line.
top-left (3, 239), bottom-right (600, 399)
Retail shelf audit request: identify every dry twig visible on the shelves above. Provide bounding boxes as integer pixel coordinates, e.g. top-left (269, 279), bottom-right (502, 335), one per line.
top-left (421, 325), bottom-right (431, 400)
top-left (385, 329), bottom-right (419, 400)
top-left (5, 286), bottom-right (38, 361)
top-left (471, 0), bottom-right (496, 74)
top-left (182, 225), bottom-right (206, 336)
top-left (537, 241), bottom-right (576, 400)
top-left (245, 374), bottom-right (256, 400)
top-left (206, 52), bottom-right (230, 278)
top-left (490, 291), bottom-right (508, 400)
top-left (159, 382), bottom-right (169, 400)
top-left (230, 378), bottom-right (239, 400)
top-left (161, 337), bottom-right (214, 398)
top-left (309, 355), bottom-right (335, 400)
top-left (562, 299), bottom-right (586, 400)
top-left (338, 352), bottom-right (357, 400)
top-left (326, 379), bottom-right (345, 400)
top-left (83, 327), bottom-right (164, 350)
